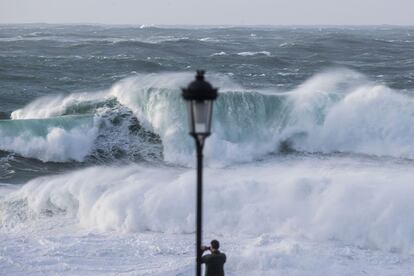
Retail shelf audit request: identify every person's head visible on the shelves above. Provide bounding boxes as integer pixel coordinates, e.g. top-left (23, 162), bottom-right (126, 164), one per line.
top-left (210, 240), bottom-right (220, 251)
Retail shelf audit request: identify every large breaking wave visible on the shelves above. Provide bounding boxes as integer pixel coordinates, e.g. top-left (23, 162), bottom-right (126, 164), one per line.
top-left (3, 69), bottom-right (414, 164)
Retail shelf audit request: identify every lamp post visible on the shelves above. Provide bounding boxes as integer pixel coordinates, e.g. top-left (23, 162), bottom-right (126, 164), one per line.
top-left (182, 70), bottom-right (218, 276)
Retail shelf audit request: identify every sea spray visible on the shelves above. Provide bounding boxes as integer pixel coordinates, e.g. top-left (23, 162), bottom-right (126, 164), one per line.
top-left (11, 91), bottom-right (108, 120)
top-left (301, 85), bottom-right (414, 158)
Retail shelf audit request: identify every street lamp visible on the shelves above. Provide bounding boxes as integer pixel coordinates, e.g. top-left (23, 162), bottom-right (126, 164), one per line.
top-left (182, 70), bottom-right (218, 276)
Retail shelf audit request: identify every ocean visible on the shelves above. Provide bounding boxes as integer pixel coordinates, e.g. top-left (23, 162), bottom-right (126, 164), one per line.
top-left (1, 24), bottom-right (414, 275)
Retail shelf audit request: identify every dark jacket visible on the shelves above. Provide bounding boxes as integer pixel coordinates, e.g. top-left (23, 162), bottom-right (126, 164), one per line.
top-left (201, 250), bottom-right (226, 276)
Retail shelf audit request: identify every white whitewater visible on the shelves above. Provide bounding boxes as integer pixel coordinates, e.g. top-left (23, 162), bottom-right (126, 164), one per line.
top-left (1, 156), bottom-right (414, 274)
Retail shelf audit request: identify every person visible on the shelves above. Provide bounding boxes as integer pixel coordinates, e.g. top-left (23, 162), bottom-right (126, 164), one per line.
top-left (201, 240), bottom-right (226, 276)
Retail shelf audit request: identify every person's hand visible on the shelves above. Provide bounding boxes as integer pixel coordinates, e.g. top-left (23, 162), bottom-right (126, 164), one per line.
top-left (201, 246), bottom-right (209, 251)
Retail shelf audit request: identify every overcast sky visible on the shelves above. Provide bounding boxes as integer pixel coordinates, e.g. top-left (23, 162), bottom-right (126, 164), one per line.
top-left (1, 0), bottom-right (413, 25)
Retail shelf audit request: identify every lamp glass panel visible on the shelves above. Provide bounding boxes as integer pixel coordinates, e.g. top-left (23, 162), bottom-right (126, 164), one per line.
top-left (186, 101), bottom-right (195, 133)
top-left (193, 100), bottom-right (212, 134)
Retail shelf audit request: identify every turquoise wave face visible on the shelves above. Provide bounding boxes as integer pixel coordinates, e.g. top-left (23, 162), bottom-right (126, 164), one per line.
top-left (0, 115), bottom-right (93, 137)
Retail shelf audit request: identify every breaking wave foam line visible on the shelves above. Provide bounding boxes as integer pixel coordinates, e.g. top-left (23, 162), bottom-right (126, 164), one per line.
top-left (237, 51), bottom-right (271, 56)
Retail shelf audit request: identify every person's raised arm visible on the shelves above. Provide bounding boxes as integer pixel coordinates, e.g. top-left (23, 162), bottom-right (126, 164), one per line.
top-left (201, 245), bottom-right (210, 253)
top-left (200, 246), bottom-right (210, 264)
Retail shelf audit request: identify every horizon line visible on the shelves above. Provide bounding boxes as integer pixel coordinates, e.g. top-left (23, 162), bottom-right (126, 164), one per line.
top-left (1, 22), bottom-right (414, 28)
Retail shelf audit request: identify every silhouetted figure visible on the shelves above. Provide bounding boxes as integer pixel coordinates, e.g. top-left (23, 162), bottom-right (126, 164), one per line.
top-left (201, 240), bottom-right (226, 276)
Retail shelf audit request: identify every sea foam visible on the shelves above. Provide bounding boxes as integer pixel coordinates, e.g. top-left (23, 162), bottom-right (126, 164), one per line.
top-left (0, 116), bottom-right (97, 162)
top-left (3, 156), bottom-right (414, 254)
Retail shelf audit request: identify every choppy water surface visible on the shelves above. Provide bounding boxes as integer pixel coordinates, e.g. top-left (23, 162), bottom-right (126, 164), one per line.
top-left (1, 24), bottom-right (414, 181)
top-left (1, 25), bottom-right (414, 275)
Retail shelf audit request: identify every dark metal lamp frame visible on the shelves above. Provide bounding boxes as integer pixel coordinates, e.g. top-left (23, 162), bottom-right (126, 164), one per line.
top-left (182, 71), bottom-right (218, 276)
